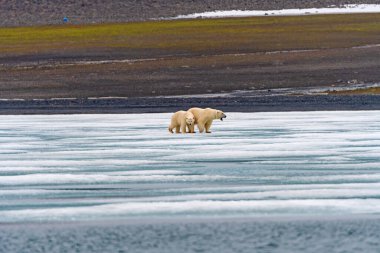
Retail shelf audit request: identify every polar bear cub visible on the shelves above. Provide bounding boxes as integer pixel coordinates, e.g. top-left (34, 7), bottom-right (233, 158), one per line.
top-left (188, 107), bottom-right (226, 133)
top-left (168, 110), bottom-right (195, 133)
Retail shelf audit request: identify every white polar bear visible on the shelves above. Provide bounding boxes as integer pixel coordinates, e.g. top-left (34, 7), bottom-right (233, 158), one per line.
top-left (168, 110), bottom-right (195, 134)
top-left (188, 107), bottom-right (226, 133)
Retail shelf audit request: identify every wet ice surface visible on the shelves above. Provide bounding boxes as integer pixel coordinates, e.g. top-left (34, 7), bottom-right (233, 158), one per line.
top-left (2, 217), bottom-right (380, 253)
top-left (1, 111), bottom-right (380, 222)
top-left (1, 111), bottom-right (380, 252)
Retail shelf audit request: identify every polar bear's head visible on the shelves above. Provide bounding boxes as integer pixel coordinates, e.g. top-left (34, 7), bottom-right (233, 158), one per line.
top-left (216, 110), bottom-right (227, 121)
top-left (185, 112), bottom-right (195, 126)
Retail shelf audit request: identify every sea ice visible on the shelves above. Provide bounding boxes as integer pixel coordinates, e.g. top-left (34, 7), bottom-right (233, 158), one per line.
top-left (1, 111), bottom-right (380, 222)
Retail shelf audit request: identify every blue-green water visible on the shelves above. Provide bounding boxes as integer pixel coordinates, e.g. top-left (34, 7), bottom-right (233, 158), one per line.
top-left (1, 111), bottom-right (380, 252)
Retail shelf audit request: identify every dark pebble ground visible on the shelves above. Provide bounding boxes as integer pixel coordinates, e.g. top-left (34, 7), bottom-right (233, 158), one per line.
top-left (1, 94), bottom-right (380, 114)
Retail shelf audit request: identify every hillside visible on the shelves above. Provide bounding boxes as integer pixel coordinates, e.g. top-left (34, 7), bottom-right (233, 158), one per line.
top-left (1, 14), bottom-right (380, 99)
top-left (1, 0), bottom-right (380, 26)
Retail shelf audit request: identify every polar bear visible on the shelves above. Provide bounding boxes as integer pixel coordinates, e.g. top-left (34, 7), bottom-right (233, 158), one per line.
top-left (188, 107), bottom-right (226, 133)
top-left (168, 110), bottom-right (195, 133)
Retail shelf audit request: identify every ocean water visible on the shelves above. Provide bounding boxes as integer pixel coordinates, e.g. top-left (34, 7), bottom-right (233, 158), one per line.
top-left (1, 111), bottom-right (380, 252)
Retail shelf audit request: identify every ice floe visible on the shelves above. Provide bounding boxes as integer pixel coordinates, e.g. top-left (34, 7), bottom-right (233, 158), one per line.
top-left (1, 111), bottom-right (380, 222)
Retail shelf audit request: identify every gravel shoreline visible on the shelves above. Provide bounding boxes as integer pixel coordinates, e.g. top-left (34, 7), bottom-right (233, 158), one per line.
top-left (1, 0), bottom-right (380, 26)
top-left (1, 94), bottom-right (380, 114)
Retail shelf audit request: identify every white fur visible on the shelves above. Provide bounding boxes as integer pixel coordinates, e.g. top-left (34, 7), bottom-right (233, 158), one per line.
top-left (168, 110), bottom-right (195, 134)
top-left (188, 107), bottom-right (226, 133)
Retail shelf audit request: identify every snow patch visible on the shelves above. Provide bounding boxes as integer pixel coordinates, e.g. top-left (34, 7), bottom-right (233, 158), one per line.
top-left (170, 4), bottom-right (380, 19)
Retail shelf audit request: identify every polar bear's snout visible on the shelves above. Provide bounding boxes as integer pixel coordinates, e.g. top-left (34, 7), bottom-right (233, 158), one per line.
top-left (219, 111), bottom-right (227, 121)
top-left (214, 110), bottom-right (227, 121)
top-left (186, 117), bottom-right (195, 125)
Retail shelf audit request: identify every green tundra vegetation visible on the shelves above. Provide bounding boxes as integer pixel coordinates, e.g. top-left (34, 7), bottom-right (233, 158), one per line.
top-left (329, 87), bottom-right (380, 95)
top-left (1, 13), bottom-right (380, 56)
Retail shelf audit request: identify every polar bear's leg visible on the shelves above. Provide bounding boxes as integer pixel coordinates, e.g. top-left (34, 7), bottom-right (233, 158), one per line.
top-left (205, 121), bottom-right (213, 133)
top-left (181, 123), bottom-right (187, 134)
top-left (168, 124), bottom-right (174, 133)
top-left (169, 117), bottom-right (177, 133)
top-left (189, 124), bottom-right (195, 133)
top-left (198, 122), bottom-right (205, 133)
top-left (175, 126), bottom-right (180, 133)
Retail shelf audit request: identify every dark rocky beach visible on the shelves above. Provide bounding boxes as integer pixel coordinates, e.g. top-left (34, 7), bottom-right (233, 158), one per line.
top-left (1, 42), bottom-right (380, 114)
top-left (1, 94), bottom-right (380, 114)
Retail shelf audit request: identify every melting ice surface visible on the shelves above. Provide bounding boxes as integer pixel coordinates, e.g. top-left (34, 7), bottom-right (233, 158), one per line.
top-left (1, 111), bottom-right (380, 223)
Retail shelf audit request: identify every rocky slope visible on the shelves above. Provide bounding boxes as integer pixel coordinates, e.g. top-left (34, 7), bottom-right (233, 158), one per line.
top-left (1, 0), bottom-right (380, 26)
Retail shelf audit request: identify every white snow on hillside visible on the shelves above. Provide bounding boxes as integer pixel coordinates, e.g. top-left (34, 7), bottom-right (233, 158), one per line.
top-left (170, 4), bottom-right (380, 19)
